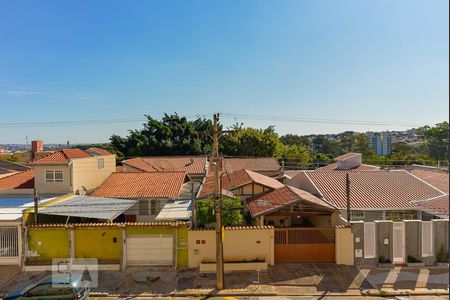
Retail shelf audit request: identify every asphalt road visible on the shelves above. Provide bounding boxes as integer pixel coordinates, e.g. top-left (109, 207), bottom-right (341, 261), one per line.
top-left (91, 296), bottom-right (449, 300)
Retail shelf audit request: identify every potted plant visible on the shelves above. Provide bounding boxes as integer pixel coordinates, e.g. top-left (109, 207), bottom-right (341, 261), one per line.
top-left (436, 243), bottom-right (449, 267)
top-left (378, 255), bottom-right (394, 268)
top-left (407, 255), bottom-right (425, 267)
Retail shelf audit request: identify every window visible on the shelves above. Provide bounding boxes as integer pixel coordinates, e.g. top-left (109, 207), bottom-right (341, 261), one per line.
top-left (139, 200), bottom-right (149, 215)
top-left (364, 222), bottom-right (376, 258)
top-left (98, 158), bottom-right (104, 169)
top-left (150, 199), bottom-right (159, 215)
top-left (27, 284), bottom-right (48, 297)
top-left (422, 221), bottom-right (433, 257)
top-left (46, 285), bottom-right (64, 296)
top-left (45, 170), bottom-right (63, 182)
top-left (351, 211), bottom-right (365, 218)
top-left (45, 170), bottom-right (54, 182)
top-left (54, 170), bottom-right (63, 182)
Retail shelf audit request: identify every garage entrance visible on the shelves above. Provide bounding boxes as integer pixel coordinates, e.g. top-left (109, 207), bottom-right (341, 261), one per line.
top-left (274, 227), bottom-right (335, 262)
top-left (126, 234), bottom-right (173, 266)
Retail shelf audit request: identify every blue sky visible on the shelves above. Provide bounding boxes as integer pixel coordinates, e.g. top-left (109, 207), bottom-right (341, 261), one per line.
top-left (0, 0), bottom-right (448, 144)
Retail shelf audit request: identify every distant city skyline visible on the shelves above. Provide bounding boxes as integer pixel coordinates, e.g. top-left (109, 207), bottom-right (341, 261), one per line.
top-left (0, 0), bottom-right (448, 143)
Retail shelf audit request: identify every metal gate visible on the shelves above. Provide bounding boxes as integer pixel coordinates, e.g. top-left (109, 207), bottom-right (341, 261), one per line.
top-left (274, 227), bottom-right (335, 262)
top-left (0, 226), bottom-right (19, 257)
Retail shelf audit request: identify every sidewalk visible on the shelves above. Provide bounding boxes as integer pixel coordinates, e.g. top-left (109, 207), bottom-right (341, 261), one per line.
top-left (1, 264), bottom-right (449, 298)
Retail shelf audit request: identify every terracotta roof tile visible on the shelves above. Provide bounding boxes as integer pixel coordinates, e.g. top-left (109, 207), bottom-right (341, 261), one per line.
top-left (91, 171), bottom-right (186, 198)
top-left (87, 147), bottom-right (112, 156)
top-left (316, 163), bottom-right (380, 171)
top-left (123, 156), bottom-right (206, 175)
top-left (221, 157), bottom-right (281, 174)
top-left (304, 170), bottom-right (444, 209)
top-left (31, 149), bottom-right (92, 164)
top-left (410, 169), bottom-right (449, 193)
top-left (247, 185), bottom-right (333, 217)
top-left (0, 169), bottom-right (34, 189)
top-left (413, 194), bottom-right (449, 217)
top-left (198, 169), bottom-right (284, 198)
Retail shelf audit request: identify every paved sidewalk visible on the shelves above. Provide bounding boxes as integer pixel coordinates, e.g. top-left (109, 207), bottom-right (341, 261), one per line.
top-left (0, 265), bottom-right (20, 294)
top-left (2, 264), bottom-right (449, 297)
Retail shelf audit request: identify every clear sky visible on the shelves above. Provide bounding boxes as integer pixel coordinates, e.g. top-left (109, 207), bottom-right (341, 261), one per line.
top-left (0, 0), bottom-right (448, 144)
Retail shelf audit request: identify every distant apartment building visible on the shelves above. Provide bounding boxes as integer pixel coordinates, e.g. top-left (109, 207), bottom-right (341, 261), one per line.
top-left (367, 132), bottom-right (395, 156)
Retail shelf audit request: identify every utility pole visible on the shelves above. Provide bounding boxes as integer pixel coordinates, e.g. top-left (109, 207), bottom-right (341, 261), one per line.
top-left (191, 181), bottom-right (197, 229)
top-left (346, 173), bottom-right (351, 225)
top-left (33, 188), bottom-right (39, 225)
top-left (212, 112), bottom-right (224, 290)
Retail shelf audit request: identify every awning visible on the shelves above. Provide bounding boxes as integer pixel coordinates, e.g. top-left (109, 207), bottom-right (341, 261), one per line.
top-left (38, 195), bottom-right (137, 221)
top-left (156, 200), bottom-right (191, 221)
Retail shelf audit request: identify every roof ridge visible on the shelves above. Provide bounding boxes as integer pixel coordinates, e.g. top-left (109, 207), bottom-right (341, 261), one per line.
top-left (407, 170), bottom-right (447, 195)
top-left (0, 168), bottom-right (33, 181)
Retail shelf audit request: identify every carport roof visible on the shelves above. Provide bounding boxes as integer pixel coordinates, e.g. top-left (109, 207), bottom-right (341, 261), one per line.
top-left (38, 195), bottom-right (137, 221)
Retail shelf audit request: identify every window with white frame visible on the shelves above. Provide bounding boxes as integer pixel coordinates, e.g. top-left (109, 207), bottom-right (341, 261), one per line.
top-left (98, 158), bottom-right (104, 169)
top-left (45, 170), bottom-right (54, 182)
top-left (364, 222), bottom-right (376, 258)
top-left (54, 170), bottom-right (63, 182)
top-left (422, 221), bottom-right (433, 257)
top-left (45, 170), bottom-right (63, 182)
top-left (351, 211), bottom-right (365, 218)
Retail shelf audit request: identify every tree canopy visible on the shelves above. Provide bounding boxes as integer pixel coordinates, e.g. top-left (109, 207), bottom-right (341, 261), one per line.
top-left (196, 196), bottom-right (243, 227)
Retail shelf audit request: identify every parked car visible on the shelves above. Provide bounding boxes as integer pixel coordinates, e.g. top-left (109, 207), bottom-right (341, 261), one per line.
top-left (3, 274), bottom-right (89, 300)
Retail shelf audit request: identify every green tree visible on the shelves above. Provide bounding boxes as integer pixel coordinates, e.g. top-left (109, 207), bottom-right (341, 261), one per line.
top-left (221, 124), bottom-right (280, 157)
top-left (109, 113), bottom-right (214, 157)
top-left (418, 122), bottom-right (449, 162)
top-left (352, 133), bottom-right (375, 157)
top-left (391, 142), bottom-right (416, 155)
top-left (196, 196), bottom-right (243, 227)
top-left (280, 134), bottom-right (312, 148)
top-left (276, 144), bottom-right (312, 169)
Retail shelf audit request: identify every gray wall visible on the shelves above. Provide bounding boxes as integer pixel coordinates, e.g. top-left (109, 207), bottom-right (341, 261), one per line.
top-left (352, 219), bottom-right (449, 267)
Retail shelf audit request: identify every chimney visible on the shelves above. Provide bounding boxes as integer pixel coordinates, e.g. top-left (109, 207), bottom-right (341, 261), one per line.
top-left (31, 140), bottom-right (44, 159)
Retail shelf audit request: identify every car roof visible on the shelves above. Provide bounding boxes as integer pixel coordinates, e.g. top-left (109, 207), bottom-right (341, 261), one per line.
top-left (38, 274), bottom-right (82, 285)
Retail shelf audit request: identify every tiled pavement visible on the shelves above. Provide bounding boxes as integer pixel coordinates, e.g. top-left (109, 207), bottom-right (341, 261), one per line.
top-left (1, 264), bottom-right (448, 296)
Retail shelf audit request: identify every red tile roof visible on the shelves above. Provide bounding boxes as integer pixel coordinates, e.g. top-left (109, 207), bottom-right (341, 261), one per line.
top-left (31, 149), bottom-right (93, 164)
top-left (316, 163), bottom-right (380, 171)
top-left (115, 166), bottom-right (124, 172)
top-left (122, 156), bottom-right (206, 175)
top-left (303, 170), bottom-right (445, 209)
top-left (247, 185), bottom-right (334, 217)
top-left (198, 169), bottom-right (284, 198)
top-left (413, 194), bottom-right (449, 218)
top-left (410, 169), bottom-right (449, 194)
top-left (221, 157), bottom-right (281, 174)
top-left (0, 169), bottom-right (34, 189)
top-left (91, 171), bottom-right (186, 198)
top-left (335, 153), bottom-right (361, 161)
top-left (87, 147), bottom-right (112, 156)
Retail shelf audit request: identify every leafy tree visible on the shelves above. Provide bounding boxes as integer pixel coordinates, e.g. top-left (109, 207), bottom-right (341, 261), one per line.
top-left (276, 144), bottom-right (312, 169)
top-left (312, 135), bottom-right (334, 154)
top-left (109, 113), bottom-right (214, 157)
top-left (196, 196), bottom-right (243, 227)
top-left (280, 134), bottom-right (312, 148)
top-left (391, 142), bottom-right (416, 155)
top-left (220, 124), bottom-right (280, 157)
top-left (418, 122), bottom-right (449, 162)
top-left (352, 133), bottom-right (375, 157)
top-left (312, 153), bottom-right (334, 168)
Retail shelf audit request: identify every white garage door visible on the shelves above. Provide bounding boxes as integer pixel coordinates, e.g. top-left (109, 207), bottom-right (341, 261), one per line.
top-left (126, 234), bottom-right (173, 266)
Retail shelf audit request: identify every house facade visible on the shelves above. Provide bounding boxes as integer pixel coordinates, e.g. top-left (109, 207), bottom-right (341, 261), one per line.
top-left (287, 169), bottom-right (447, 221)
top-left (31, 148), bottom-right (116, 197)
top-left (91, 171), bottom-right (187, 222)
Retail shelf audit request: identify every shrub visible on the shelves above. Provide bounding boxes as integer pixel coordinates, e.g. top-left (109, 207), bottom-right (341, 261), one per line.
top-left (378, 255), bottom-right (391, 264)
top-left (436, 243), bottom-right (447, 263)
top-left (407, 255), bottom-right (421, 263)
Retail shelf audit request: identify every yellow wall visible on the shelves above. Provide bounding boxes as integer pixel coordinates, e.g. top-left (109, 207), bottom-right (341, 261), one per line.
top-left (74, 228), bottom-right (122, 262)
top-left (34, 165), bottom-right (71, 195)
top-left (188, 227), bottom-right (274, 268)
top-left (71, 155), bottom-right (116, 194)
top-left (27, 228), bottom-right (70, 263)
top-left (335, 227), bottom-right (354, 265)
